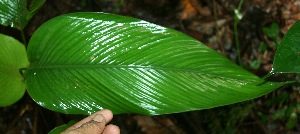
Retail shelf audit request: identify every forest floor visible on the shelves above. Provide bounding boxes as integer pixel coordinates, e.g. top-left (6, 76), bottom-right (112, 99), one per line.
top-left (1, 0), bottom-right (300, 134)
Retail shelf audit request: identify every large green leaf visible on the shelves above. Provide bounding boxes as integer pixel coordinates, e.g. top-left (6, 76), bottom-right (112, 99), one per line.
top-left (272, 21), bottom-right (300, 73)
top-left (26, 12), bottom-right (283, 115)
top-left (0, 34), bottom-right (29, 106)
top-left (0, 0), bottom-right (45, 30)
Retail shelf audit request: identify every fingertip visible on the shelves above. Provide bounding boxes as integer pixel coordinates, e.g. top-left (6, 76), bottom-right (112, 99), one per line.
top-left (103, 124), bottom-right (120, 134)
top-left (95, 109), bottom-right (113, 122)
top-left (91, 114), bottom-right (105, 122)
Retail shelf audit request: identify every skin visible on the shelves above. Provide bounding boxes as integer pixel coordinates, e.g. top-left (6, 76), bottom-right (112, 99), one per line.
top-left (61, 109), bottom-right (120, 134)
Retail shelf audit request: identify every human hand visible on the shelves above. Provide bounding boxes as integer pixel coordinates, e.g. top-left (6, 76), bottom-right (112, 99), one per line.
top-left (61, 109), bottom-right (120, 134)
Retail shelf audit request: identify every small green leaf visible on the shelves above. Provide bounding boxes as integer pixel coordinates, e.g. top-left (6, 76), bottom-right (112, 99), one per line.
top-left (272, 21), bottom-right (300, 73)
top-left (258, 42), bottom-right (267, 52)
top-left (26, 12), bottom-right (283, 115)
top-left (249, 59), bottom-right (261, 69)
top-left (48, 120), bottom-right (76, 134)
top-left (286, 112), bottom-right (297, 129)
top-left (0, 0), bottom-right (45, 30)
top-left (262, 22), bottom-right (280, 40)
top-left (0, 34), bottom-right (29, 106)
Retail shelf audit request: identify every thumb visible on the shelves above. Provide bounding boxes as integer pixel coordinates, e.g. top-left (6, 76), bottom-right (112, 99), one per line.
top-left (62, 114), bottom-right (106, 134)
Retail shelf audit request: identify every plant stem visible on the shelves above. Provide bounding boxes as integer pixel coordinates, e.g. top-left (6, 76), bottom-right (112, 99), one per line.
top-left (262, 69), bottom-right (275, 79)
top-left (20, 30), bottom-right (27, 45)
top-left (234, 21), bottom-right (242, 66)
top-left (233, 0), bottom-right (244, 67)
top-left (237, 0), bottom-right (244, 11)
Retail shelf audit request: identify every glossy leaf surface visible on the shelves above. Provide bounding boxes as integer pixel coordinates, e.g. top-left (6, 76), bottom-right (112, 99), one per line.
top-left (0, 0), bottom-right (45, 30)
top-left (0, 34), bottom-right (29, 106)
top-left (272, 21), bottom-right (300, 73)
top-left (26, 12), bottom-right (283, 115)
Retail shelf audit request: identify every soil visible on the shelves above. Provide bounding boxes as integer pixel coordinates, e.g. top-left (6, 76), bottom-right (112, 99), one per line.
top-left (1, 0), bottom-right (300, 133)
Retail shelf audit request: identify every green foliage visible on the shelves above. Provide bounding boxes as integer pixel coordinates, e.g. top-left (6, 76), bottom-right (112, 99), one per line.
top-left (286, 110), bottom-right (297, 129)
top-left (258, 91), bottom-right (300, 130)
top-left (25, 12), bottom-right (283, 115)
top-left (0, 1), bottom-right (299, 133)
top-left (0, 0), bottom-right (45, 30)
top-left (203, 103), bottom-right (253, 134)
top-left (249, 42), bottom-right (268, 70)
top-left (251, 22), bottom-right (280, 72)
top-left (262, 22), bottom-right (280, 41)
top-left (249, 59), bottom-right (261, 69)
top-left (261, 22), bottom-right (281, 49)
top-left (258, 42), bottom-right (268, 52)
top-left (0, 34), bottom-right (29, 106)
top-left (272, 21), bottom-right (300, 73)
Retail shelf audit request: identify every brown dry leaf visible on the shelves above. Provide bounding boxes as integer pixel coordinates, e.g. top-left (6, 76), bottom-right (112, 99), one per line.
top-left (179, 0), bottom-right (198, 20)
top-left (179, 0), bottom-right (212, 20)
top-left (294, 12), bottom-right (300, 20)
top-left (280, 1), bottom-right (300, 34)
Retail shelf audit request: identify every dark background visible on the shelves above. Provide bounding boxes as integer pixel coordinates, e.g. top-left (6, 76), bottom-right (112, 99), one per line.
top-left (1, 0), bottom-right (300, 133)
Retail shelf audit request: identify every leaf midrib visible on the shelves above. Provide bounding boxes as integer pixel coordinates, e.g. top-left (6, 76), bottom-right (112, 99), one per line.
top-left (29, 64), bottom-right (202, 71)
top-left (27, 64), bottom-right (255, 80)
